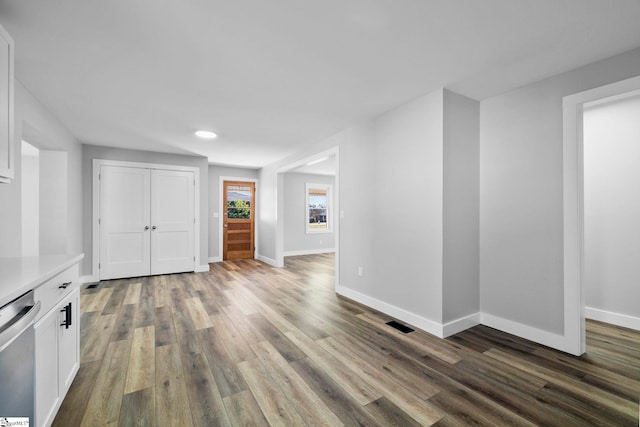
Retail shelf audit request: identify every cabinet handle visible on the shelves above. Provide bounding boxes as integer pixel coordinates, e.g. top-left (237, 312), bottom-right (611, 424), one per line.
top-left (59, 281), bottom-right (72, 289)
top-left (152, 225), bottom-right (157, 230)
top-left (60, 302), bottom-right (72, 329)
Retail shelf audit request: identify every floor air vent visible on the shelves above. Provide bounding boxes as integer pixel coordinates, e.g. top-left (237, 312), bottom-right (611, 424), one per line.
top-left (86, 283), bottom-right (99, 289)
top-left (386, 320), bottom-right (414, 334)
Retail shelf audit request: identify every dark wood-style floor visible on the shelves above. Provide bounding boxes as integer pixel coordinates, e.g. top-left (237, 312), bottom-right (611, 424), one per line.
top-left (53, 253), bottom-right (640, 426)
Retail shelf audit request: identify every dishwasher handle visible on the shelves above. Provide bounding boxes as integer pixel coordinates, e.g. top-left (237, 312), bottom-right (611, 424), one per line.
top-left (0, 300), bottom-right (41, 352)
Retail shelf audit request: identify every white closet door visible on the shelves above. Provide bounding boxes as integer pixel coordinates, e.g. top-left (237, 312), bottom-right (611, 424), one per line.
top-left (150, 169), bottom-right (195, 275)
top-left (99, 166), bottom-right (151, 280)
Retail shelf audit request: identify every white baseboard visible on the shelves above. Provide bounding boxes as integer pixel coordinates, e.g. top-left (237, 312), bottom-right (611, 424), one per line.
top-left (443, 313), bottom-right (481, 337)
top-left (257, 254), bottom-right (280, 267)
top-left (336, 285), bottom-right (446, 338)
top-left (195, 264), bottom-right (210, 273)
top-left (480, 312), bottom-right (574, 354)
top-left (208, 256), bottom-right (222, 263)
top-left (586, 307), bottom-right (640, 331)
top-left (283, 248), bottom-right (336, 257)
top-left (79, 275), bottom-right (99, 284)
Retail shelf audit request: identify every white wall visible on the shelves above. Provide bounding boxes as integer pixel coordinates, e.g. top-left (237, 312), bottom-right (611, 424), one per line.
top-left (283, 172), bottom-right (335, 255)
top-left (368, 90), bottom-right (444, 323)
top-left (82, 144), bottom-right (209, 276)
top-left (583, 94), bottom-right (640, 324)
top-left (39, 150), bottom-right (67, 255)
top-left (21, 142), bottom-right (39, 256)
top-left (442, 90), bottom-right (480, 324)
top-left (0, 80), bottom-right (82, 258)
top-left (480, 47), bottom-right (640, 337)
top-left (259, 88), bottom-right (474, 335)
top-left (208, 165), bottom-right (258, 261)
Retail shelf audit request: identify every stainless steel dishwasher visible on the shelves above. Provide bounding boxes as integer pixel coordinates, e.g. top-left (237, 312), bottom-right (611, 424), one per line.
top-left (0, 290), bottom-right (41, 423)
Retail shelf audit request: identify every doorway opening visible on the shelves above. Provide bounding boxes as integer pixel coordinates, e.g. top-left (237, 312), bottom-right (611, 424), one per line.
top-left (276, 146), bottom-right (339, 290)
top-left (562, 75), bottom-right (640, 355)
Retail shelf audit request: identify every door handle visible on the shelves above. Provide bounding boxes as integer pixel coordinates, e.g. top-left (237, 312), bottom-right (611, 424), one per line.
top-left (60, 302), bottom-right (72, 329)
top-left (144, 226), bottom-right (149, 231)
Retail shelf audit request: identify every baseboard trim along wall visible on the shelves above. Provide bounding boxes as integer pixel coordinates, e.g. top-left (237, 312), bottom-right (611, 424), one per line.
top-left (443, 313), bottom-right (481, 337)
top-left (336, 283), bottom-right (589, 354)
top-left (79, 275), bottom-right (98, 285)
top-left (208, 256), bottom-right (222, 263)
top-left (195, 264), bottom-right (210, 273)
top-left (257, 254), bottom-right (280, 267)
top-left (336, 285), bottom-right (447, 338)
top-left (283, 248), bottom-right (336, 257)
top-left (586, 307), bottom-right (640, 331)
top-left (480, 312), bottom-right (572, 352)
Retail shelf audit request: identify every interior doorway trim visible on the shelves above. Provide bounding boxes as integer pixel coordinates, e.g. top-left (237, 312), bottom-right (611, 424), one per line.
top-left (217, 176), bottom-right (258, 262)
top-left (275, 146), bottom-right (339, 289)
top-left (92, 159), bottom-right (201, 280)
top-left (562, 74), bottom-right (640, 355)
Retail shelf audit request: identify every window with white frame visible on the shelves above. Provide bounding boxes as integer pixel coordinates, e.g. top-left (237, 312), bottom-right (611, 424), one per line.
top-left (306, 183), bottom-right (332, 233)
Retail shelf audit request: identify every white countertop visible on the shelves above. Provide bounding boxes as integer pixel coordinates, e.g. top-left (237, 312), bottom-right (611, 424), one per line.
top-left (0, 253), bottom-right (84, 307)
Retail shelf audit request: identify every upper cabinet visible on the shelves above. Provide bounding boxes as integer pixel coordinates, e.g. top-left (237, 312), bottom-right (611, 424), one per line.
top-left (0, 24), bottom-right (14, 184)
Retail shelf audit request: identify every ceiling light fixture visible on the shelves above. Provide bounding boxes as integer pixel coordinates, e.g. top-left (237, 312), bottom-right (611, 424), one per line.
top-left (195, 130), bottom-right (217, 139)
top-left (306, 156), bottom-right (329, 166)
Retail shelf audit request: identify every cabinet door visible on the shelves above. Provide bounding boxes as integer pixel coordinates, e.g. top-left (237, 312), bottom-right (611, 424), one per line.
top-left (151, 169), bottom-right (195, 275)
top-left (58, 288), bottom-right (79, 395)
top-left (0, 24), bottom-right (14, 183)
top-left (100, 165), bottom-right (151, 279)
top-left (35, 306), bottom-right (60, 427)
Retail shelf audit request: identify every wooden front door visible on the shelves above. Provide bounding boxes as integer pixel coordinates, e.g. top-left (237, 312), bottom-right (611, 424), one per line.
top-left (223, 181), bottom-right (255, 260)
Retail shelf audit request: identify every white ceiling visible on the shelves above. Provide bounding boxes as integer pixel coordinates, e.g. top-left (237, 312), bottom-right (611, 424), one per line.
top-left (2, 1), bottom-right (640, 168)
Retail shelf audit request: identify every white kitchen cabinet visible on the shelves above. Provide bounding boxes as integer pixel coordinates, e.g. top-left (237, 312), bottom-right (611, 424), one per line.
top-left (0, 23), bottom-right (14, 184)
top-left (34, 266), bottom-right (80, 427)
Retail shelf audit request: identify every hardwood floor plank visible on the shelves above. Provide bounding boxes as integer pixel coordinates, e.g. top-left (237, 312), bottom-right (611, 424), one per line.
top-left (485, 347), bottom-right (639, 420)
top-left (200, 325), bottom-right (248, 397)
top-left (238, 357), bottom-right (307, 426)
top-left (51, 360), bottom-right (101, 427)
top-left (100, 282), bottom-right (128, 315)
top-left (181, 352), bottom-right (231, 427)
top-left (365, 396), bottom-right (424, 427)
top-left (80, 312), bottom-right (117, 363)
top-left (83, 287), bottom-right (114, 313)
top-left (284, 329), bottom-right (382, 405)
top-left (223, 390), bottom-right (270, 427)
top-left (318, 336), bottom-right (445, 425)
top-left (110, 303), bottom-right (137, 342)
top-left (153, 274), bottom-right (170, 309)
top-left (134, 279), bottom-right (155, 328)
top-left (221, 305), bottom-right (266, 345)
top-left (185, 297), bottom-right (214, 330)
top-left (155, 344), bottom-right (193, 426)
top-left (124, 325), bottom-right (155, 394)
top-left (120, 387), bottom-right (155, 427)
top-left (251, 340), bottom-right (343, 426)
top-left (80, 339), bottom-right (132, 426)
top-left (246, 312), bottom-right (306, 362)
top-left (54, 254), bottom-right (640, 426)
top-left (154, 305), bottom-right (176, 347)
top-left (123, 282), bottom-right (142, 305)
top-left (291, 357), bottom-right (388, 427)
top-left (210, 311), bottom-right (255, 363)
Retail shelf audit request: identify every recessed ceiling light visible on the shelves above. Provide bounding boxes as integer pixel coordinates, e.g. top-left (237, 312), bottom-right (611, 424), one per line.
top-left (195, 130), bottom-right (217, 139)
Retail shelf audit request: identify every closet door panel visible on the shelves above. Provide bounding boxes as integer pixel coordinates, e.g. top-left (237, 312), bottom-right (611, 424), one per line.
top-left (99, 166), bottom-right (151, 279)
top-left (150, 169), bottom-right (195, 275)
